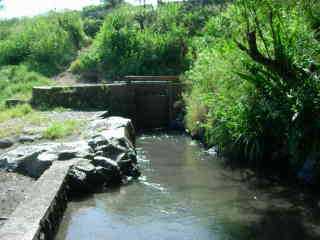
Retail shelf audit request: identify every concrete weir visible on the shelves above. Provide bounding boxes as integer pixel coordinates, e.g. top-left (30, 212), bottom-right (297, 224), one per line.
top-left (0, 116), bottom-right (139, 240)
top-left (31, 77), bottom-right (182, 129)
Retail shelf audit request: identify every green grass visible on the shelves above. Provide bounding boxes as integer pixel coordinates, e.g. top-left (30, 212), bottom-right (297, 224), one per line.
top-left (0, 65), bottom-right (52, 107)
top-left (0, 104), bottom-right (33, 123)
top-left (42, 120), bottom-right (83, 140)
top-left (0, 104), bottom-right (48, 138)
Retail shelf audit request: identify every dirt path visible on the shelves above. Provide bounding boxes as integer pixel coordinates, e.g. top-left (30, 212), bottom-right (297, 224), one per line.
top-left (53, 71), bottom-right (80, 85)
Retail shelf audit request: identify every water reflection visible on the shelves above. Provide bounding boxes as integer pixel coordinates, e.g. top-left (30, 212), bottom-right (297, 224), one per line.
top-left (55, 132), bottom-right (319, 240)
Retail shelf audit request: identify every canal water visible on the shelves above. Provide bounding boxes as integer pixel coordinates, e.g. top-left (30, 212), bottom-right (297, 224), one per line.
top-left (55, 132), bottom-right (320, 240)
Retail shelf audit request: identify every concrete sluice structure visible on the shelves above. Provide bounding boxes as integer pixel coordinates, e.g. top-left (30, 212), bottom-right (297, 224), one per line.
top-left (31, 76), bottom-right (183, 130)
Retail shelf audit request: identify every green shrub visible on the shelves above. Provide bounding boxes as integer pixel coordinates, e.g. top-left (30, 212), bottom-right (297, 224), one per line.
top-left (185, 0), bottom-right (320, 176)
top-left (0, 12), bottom-right (86, 76)
top-left (72, 4), bottom-right (221, 79)
top-left (42, 120), bottom-right (82, 140)
top-left (83, 18), bottom-right (103, 38)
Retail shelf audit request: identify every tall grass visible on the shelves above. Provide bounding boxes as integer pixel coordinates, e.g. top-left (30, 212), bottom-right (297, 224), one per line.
top-left (184, 1), bottom-right (320, 181)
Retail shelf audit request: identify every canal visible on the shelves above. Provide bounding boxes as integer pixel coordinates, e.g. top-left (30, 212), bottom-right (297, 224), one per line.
top-left (56, 132), bottom-right (320, 240)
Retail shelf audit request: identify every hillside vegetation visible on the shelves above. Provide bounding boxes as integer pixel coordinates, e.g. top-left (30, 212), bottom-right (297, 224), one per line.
top-left (0, 0), bottom-right (320, 183)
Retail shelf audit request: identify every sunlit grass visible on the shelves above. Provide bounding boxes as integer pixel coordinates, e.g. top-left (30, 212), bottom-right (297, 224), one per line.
top-left (0, 104), bottom-right (33, 123)
top-left (42, 120), bottom-right (83, 140)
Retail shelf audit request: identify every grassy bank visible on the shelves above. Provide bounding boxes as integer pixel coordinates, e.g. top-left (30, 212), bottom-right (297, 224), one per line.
top-left (184, 1), bottom-right (320, 183)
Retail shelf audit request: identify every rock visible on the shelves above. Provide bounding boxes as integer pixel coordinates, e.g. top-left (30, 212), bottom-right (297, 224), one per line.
top-left (116, 152), bottom-right (140, 178)
top-left (96, 111), bottom-right (109, 119)
top-left (5, 99), bottom-right (27, 108)
top-left (206, 146), bottom-right (218, 156)
top-left (87, 117), bottom-right (140, 182)
top-left (18, 135), bottom-right (35, 144)
top-left (0, 143), bottom-right (58, 178)
top-left (67, 165), bottom-right (90, 193)
top-left (37, 152), bottom-right (58, 162)
top-left (0, 116), bottom-right (140, 192)
top-left (87, 117), bottom-right (135, 143)
top-left (0, 139), bottom-right (14, 149)
top-left (57, 141), bottom-right (93, 160)
top-left (58, 151), bottom-right (77, 161)
top-left (93, 156), bottom-right (118, 167)
top-left (68, 159), bottom-right (121, 192)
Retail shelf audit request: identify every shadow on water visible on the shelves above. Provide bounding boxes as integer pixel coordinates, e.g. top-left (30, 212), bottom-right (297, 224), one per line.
top-left (251, 208), bottom-right (318, 240)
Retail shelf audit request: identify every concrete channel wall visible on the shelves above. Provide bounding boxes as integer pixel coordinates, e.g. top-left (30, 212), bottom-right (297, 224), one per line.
top-left (0, 160), bottom-right (76, 240)
top-left (31, 80), bottom-right (182, 129)
top-left (0, 117), bottom-right (138, 240)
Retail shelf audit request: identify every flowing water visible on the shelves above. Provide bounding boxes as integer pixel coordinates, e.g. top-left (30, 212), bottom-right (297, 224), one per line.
top-left (56, 132), bottom-right (320, 240)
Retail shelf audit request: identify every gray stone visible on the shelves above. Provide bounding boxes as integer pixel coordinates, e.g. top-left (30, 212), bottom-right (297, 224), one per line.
top-left (0, 143), bottom-right (58, 178)
top-left (89, 117), bottom-right (132, 132)
top-left (5, 99), bottom-right (27, 108)
top-left (0, 139), bottom-right (14, 149)
top-left (58, 151), bottom-right (77, 161)
top-left (18, 135), bottom-right (35, 144)
top-left (92, 156), bottom-right (119, 170)
top-left (37, 152), bottom-right (58, 162)
top-left (68, 159), bottom-right (121, 191)
top-left (206, 146), bottom-right (218, 156)
top-left (87, 117), bottom-right (135, 144)
top-left (57, 141), bottom-right (93, 160)
top-left (96, 111), bottom-right (109, 119)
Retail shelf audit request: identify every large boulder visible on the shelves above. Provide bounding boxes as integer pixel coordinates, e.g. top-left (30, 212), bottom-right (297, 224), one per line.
top-left (87, 116), bottom-right (135, 144)
top-left (88, 126), bottom-right (140, 178)
top-left (0, 139), bottom-right (14, 149)
top-left (0, 141), bottom-right (93, 178)
top-left (67, 158), bottom-right (122, 193)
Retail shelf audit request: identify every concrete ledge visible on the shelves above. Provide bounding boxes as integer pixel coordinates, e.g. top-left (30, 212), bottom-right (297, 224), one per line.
top-left (0, 160), bottom-right (78, 240)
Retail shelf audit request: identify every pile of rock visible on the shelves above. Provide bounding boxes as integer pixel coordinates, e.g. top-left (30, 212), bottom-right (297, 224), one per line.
top-left (68, 117), bottom-right (140, 193)
top-left (0, 116), bottom-right (140, 193)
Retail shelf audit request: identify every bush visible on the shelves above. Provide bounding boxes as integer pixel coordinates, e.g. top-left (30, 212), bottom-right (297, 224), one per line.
top-left (185, 1), bottom-right (320, 178)
top-left (72, 4), bottom-right (221, 79)
top-left (0, 12), bottom-right (86, 76)
top-left (83, 18), bottom-right (103, 38)
top-left (42, 120), bottom-right (82, 140)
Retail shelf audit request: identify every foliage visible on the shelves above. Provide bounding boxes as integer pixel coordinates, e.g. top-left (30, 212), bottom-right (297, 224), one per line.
top-left (81, 5), bottom-right (108, 37)
top-left (72, 4), bottom-right (220, 79)
top-left (184, 0), bottom-right (320, 179)
top-left (0, 12), bottom-right (86, 76)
